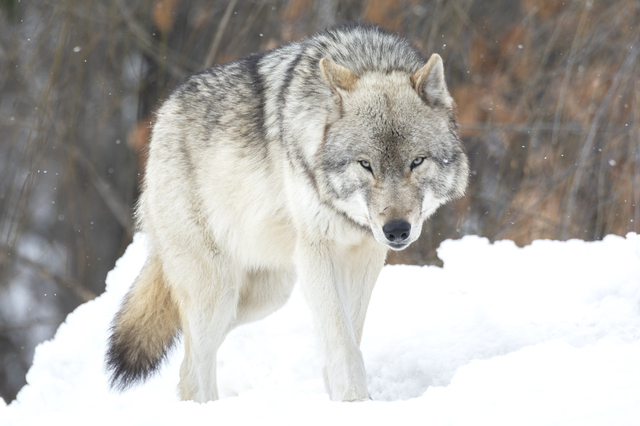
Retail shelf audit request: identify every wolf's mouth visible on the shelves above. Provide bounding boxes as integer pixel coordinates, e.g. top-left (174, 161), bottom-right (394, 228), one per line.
top-left (387, 242), bottom-right (410, 251)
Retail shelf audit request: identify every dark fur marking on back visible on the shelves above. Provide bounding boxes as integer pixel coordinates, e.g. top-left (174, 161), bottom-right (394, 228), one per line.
top-left (240, 51), bottom-right (268, 147)
top-left (278, 50), bottom-right (305, 145)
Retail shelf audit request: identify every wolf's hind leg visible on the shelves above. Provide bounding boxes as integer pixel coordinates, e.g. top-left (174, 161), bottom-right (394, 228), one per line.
top-left (173, 261), bottom-right (241, 403)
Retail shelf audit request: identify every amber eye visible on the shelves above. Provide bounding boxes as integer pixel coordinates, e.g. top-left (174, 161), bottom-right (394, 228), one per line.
top-left (411, 157), bottom-right (426, 170)
top-left (359, 160), bottom-right (372, 173)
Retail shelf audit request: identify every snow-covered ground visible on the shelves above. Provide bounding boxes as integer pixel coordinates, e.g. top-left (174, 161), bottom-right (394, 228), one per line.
top-left (2, 233), bottom-right (640, 425)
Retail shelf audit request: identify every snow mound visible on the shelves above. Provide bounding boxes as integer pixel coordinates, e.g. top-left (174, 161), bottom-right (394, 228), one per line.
top-left (3, 233), bottom-right (640, 425)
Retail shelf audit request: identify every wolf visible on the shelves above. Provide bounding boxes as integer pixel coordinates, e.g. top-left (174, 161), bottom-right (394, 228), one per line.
top-left (106, 23), bottom-right (468, 403)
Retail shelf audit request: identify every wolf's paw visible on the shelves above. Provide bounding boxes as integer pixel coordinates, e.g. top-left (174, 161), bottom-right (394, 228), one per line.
top-left (332, 386), bottom-right (370, 402)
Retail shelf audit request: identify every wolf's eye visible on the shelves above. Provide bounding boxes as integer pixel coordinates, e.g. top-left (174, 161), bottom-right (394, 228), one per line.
top-left (411, 157), bottom-right (426, 170)
top-left (359, 160), bottom-right (372, 173)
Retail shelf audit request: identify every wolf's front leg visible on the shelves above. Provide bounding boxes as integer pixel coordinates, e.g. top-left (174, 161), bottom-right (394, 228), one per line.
top-left (343, 242), bottom-right (387, 348)
top-left (296, 241), bottom-right (371, 401)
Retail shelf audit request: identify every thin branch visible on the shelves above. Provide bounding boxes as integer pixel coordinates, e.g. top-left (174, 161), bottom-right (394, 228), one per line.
top-left (71, 147), bottom-right (134, 239)
top-left (203, 0), bottom-right (238, 69)
top-left (461, 122), bottom-right (634, 134)
top-left (551, 1), bottom-right (590, 146)
top-left (114, 0), bottom-right (193, 78)
top-left (1, 244), bottom-right (97, 302)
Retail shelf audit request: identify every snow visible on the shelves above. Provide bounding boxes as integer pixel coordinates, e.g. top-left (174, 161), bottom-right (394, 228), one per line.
top-left (2, 233), bottom-right (640, 425)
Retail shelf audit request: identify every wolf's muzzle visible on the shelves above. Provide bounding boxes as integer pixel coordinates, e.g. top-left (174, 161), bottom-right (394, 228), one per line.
top-left (382, 220), bottom-right (411, 243)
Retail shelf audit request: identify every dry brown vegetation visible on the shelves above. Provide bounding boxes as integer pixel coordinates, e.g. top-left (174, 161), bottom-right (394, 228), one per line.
top-left (1, 0), bottom-right (638, 400)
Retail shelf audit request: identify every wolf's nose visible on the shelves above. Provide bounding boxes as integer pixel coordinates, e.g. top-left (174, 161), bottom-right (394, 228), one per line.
top-left (383, 220), bottom-right (411, 242)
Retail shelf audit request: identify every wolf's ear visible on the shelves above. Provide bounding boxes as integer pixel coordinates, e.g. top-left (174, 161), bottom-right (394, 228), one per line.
top-left (319, 58), bottom-right (358, 92)
top-left (411, 54), bottom-right (453, 110)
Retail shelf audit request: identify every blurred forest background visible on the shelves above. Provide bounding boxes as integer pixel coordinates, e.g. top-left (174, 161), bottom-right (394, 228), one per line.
top-left (1, 0), bottom-right (639, 402)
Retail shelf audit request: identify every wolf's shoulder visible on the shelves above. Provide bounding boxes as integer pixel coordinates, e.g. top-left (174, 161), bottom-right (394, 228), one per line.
top-left (303, 23), bottom-right (426, 75)
top-left (175, 23), bottom-right (425, 89)
top-left (164, 23), bottom-right (426, 114)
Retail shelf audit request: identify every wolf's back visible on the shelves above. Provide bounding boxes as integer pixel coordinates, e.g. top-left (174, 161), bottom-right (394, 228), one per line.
top-left (106, 254), bottom-right (180, 390)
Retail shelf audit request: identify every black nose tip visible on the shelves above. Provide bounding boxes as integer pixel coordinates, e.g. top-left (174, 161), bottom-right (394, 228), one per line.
top-left (383, 220), bottom-right (411, 242)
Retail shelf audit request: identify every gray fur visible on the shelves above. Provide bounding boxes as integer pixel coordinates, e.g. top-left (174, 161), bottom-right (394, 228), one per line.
top-left (107, 23), bottom-right (468, 403)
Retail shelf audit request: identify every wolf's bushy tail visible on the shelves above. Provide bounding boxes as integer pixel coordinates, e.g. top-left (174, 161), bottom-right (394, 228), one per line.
top-left (106, 254), bottom-right (181, 390)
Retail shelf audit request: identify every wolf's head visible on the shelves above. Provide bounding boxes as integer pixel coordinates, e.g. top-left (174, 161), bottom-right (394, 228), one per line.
top-left (318, 54), bottom-right (469, 251)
